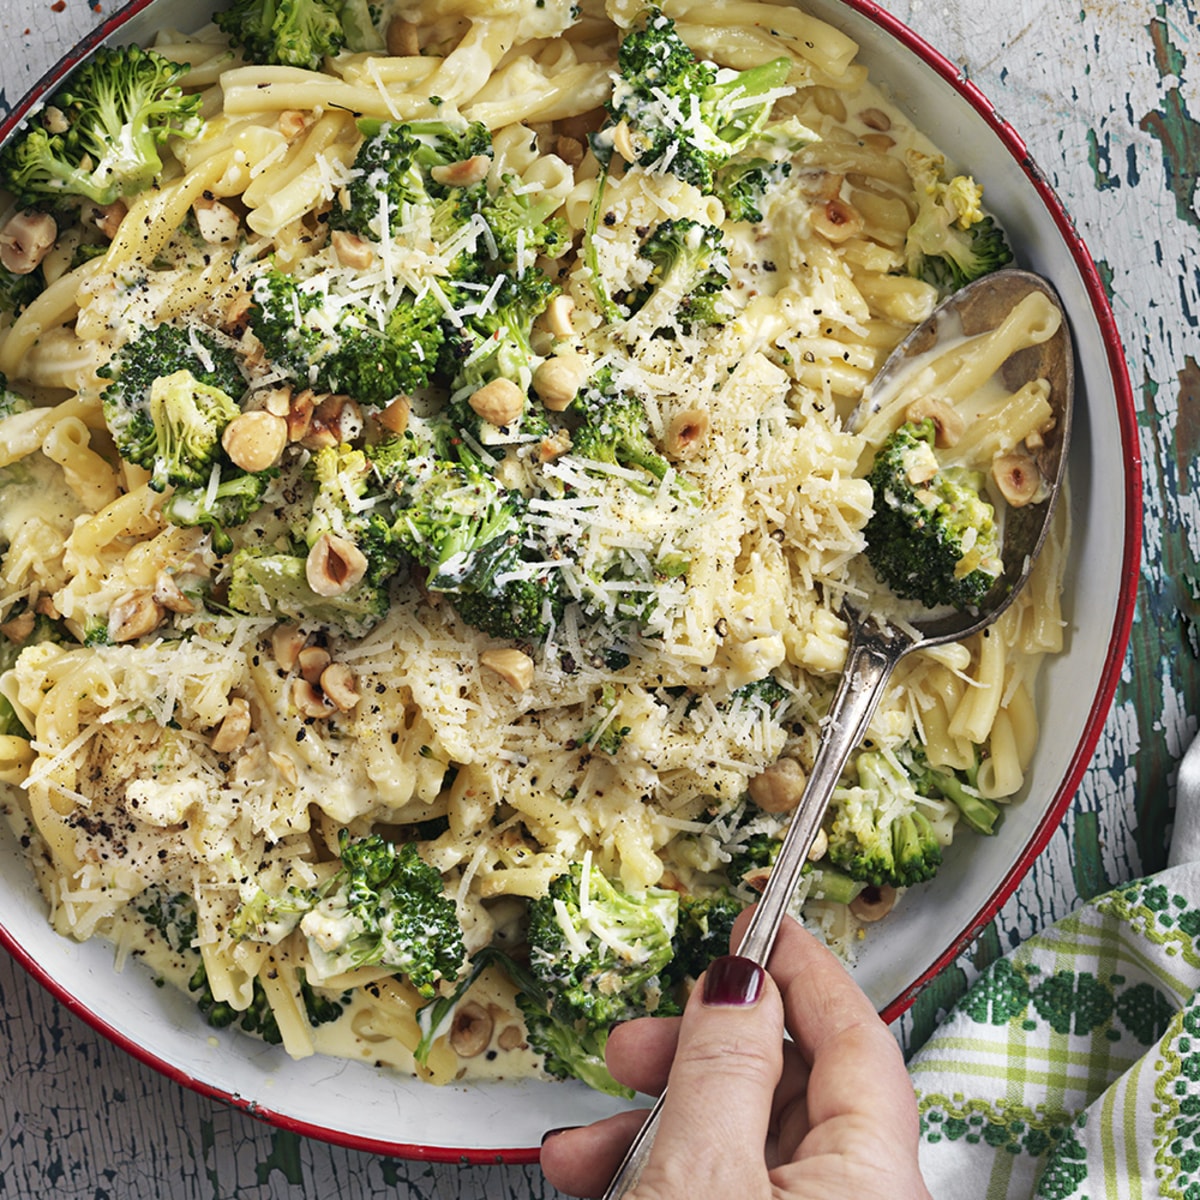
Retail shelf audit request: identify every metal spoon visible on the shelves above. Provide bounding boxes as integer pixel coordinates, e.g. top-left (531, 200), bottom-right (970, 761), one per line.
top-left (601, 268), bottom-right (1073, 1199)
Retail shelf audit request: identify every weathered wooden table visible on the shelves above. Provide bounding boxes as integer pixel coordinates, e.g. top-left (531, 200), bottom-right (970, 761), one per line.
top-left (0, 0), bottom-right (1194, 1195)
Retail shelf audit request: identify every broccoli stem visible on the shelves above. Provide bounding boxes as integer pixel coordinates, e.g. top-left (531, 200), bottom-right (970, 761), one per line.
top-left (584, 170), bottom-right (623, 325)
top-left (924, 766), bottom-right (1001, 836)
top-left (805, 863), bottom-right (865, 905)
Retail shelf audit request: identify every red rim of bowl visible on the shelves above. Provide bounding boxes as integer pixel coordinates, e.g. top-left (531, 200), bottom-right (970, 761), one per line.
top-left (0, 0), bottom-right (1142, 1167)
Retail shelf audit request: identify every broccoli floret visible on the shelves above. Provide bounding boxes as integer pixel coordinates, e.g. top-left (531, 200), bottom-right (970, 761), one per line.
top-left (392, 449), bottom-right (523, 590)
top-left (585, 722), bottom-right (629, 756)
top-left (904, 150), bottom-right (1013, 290)
top-left (712, 158), bottom-right (779, 223)
top-left (335, 121), bottom-right (429, 231)
top-left (249, 270), bottom-right (445, 402)
top-left (304, 443), bottom-right (407, 586)
top-left (227, 547), bottom-right (389, 637)
top-left (189, 961), bottom-right (345, 1044)
top-left (98, 324), bottom-right (244, 472)
top-left (577, 541), bottom-right (685, 631)
top-left (362, 427), bottom-right (437, 484)
top-left (440, 271), bottom-right (556, 428)
top-left (905, 743), bottom-right (1000, 836)
top-left (189, 960), bottom-right (253, 1033)
top-left (724, 675), bottom-right (790, 717)
top-left (0, 380), bottom-right (31, 418)
top-left (362, 416), bottom-right (455, 488)
top-left (526, 859), bottom-right (678, 1027)
top-left (82, 618), bottom-right (111, 647)
top-left (864, 418), bottom-right (1003, 610)
top-left (520, 993), bottom-right (625, 1094)
top-left (632, 218), bottom-right (730, 329)
top-left (229, 882), bottom-right (315, 943)
top-left (569, 367), bottom-right (677, 490)
top-left (665, 890), bottom-right (743, 986)
top-left (364, 417), bottom-right (561, 638)
top-left (726, 829), bottom-right (782, 885)
top-left (330, 118), bottom-right (493, 242)
top-left (163, 470), bottom-right (270, 554)
top-left (827, 749), bottom-right (943, 889)
top-left (609, 8), bottom-right (792, 193)
top-left (320, 296), bottom-right (446, 404)
top-left (144, 369), bottom-right (240, 492)
top-left (137, 890), bottom-right (344, 1044)
top-left (0, 46), bottom-right (203, 208)
top-left (451, 550), bottom-right (565, 642)
top-left (338, 0), bottom-right (385, 52)
top-left (615, 7), bottom-right (715, 108)
top-left (717, 806), bottom-right (865, 904)
top-left (135, 887), bottom-right (199, 953)
top-left (298, 831), bottom-right (465, 998)
top-left (581, 683), bottom-right (632, 754)
top-left (302, 977), bottom-right (351, 1026)
top-left (392, 444), bottom-right (565, 639)
top-left (428, 187), bottom-right (489, 268)
top-left (247, 270), bottom-right (325, 379)
top-left (0, 262), bottom-right (45, 316)
top-left (383, 291), bottom-right (450, 392)
top-left (214, 0), bottom-right (346, 69)
top-left (521, 857), bottom-right (679, 1094)
top-left (522, 992), bottom-right (630, 1095)
top-left (477, 175), bottom-right (569, 264)
top-left (554, 369), bottom-right (698, 630)
top-left (0, 606), bottom-right (69, 737)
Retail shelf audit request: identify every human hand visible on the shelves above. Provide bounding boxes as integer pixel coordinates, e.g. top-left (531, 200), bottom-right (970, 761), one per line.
top-left (540, 910), bottom-right (931, 1200)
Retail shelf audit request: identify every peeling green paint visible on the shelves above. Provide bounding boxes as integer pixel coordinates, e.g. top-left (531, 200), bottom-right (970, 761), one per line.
top-left (255, 1130), bottom-right (305, 1186)
top-left (903, 959), bottom-right (970, 1059)
top-left (1072, 811), bottom-right (1113, 902)
top-left (1150, 2), bottom-right (1187, 76)
top-left (1086, 128), bottom-right (1120, 191)
top-left (1173, 356), bottom-right (1200, 497)
top-left (972, 922), bottom-right (1005, 970)
top-left (196, 1116), bottom-right (222, 1195)
top-left (1115, 353), bottom-right (1200, 868)
top-left (1139, 13), bottom-right (1200, 233)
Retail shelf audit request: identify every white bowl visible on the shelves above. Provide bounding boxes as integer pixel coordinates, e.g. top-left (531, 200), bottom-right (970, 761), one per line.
top-left (0, 0), bottom-right (1140, 1162)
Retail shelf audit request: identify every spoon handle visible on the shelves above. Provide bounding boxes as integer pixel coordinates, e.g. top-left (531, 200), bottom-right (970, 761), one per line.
top-left (737, 612), bottom-right (913, 964)
top-left (601, 611), bottom-right (913, 1200)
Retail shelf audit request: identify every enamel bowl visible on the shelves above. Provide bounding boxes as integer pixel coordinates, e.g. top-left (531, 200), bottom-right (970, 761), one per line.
top-left (0, 0), bottom-right (1139, 1162)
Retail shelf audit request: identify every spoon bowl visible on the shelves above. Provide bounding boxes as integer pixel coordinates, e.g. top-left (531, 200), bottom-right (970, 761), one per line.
top-left (855, 268), bottom-right (1074, 646)
top-left (603, 268), bottom-right (1075, 1200)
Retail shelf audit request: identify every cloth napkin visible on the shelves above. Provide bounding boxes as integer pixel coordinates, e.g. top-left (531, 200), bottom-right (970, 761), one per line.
top-left (909, 734), bottom-right (1200, 1199)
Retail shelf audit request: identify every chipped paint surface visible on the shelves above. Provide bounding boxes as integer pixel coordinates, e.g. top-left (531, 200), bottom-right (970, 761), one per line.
top-left (0, 1), bottom-right (1198, 1195)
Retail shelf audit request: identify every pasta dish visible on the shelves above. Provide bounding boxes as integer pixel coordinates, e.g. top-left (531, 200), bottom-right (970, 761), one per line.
top-left (0, 0), bottom-right (1065, 1092)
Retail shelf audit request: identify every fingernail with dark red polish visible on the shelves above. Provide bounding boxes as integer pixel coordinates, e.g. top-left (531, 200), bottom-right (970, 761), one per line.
top-left (702, 955), bottom-right (765, 1007)
top-left (541, 1126), bottom-right (579, 1145)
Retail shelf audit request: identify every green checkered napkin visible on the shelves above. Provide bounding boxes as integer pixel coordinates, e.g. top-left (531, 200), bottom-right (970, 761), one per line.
top-left (910, 734), bottom-right (1200, 1199)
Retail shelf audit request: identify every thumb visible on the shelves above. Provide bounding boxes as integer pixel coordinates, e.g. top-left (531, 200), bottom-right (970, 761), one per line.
top-left (636, 956), bottom-right (782, 1196)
